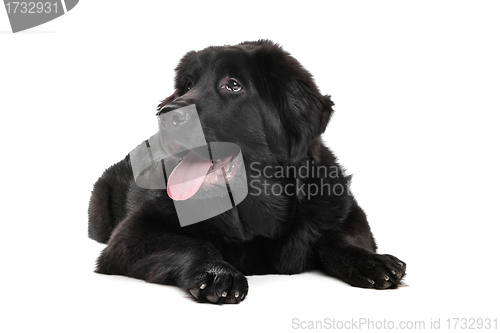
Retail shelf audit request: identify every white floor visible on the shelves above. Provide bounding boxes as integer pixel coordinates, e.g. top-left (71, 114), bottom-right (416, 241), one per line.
top-left (3, 210), bottom-right (496, 332)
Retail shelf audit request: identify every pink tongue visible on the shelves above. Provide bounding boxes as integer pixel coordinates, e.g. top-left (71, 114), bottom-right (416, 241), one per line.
top-left (167, 150), bottom-right (212, 201)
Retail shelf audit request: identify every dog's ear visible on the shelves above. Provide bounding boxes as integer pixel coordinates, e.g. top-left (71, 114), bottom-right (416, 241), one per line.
top-left (253, 41), bottom-right (334, 163)
top-left (283, 79), bottom-right (334, 162)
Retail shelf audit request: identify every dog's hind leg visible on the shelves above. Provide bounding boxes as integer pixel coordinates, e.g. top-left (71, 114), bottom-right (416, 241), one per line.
top-left (88, 157), bottom-right (131, 244)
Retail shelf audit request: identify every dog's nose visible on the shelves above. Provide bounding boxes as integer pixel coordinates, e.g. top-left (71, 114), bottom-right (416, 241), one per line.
top-left (169, 109), bottom-right (188, 128)
top-left (159, 104), bottom-right (189, 129)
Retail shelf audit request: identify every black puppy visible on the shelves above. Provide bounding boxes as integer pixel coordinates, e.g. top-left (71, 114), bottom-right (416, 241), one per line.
top-left (88, 40), bottom-right (406, 304)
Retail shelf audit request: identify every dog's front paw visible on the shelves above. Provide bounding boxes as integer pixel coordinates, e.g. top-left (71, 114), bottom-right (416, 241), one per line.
top-left (185, 261), bottom-right (248, 304)
top-left (345, 253), bottom-right (406, 289)
top-left (327, 251), bottom-right (406, 290)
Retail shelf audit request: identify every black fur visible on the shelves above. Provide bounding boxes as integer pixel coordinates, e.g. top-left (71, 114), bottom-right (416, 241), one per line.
top-left (88, 40), bottom-right (406, 304)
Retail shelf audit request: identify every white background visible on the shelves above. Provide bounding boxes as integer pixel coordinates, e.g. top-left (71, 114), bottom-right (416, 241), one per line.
top-left (1, 1), bottom-right (499, 332)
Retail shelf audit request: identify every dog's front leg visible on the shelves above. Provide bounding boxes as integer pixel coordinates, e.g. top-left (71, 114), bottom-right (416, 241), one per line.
top-left (315, 203), bottom-right (406, 289)
top-left (95, 201), bottom-right (248, 304)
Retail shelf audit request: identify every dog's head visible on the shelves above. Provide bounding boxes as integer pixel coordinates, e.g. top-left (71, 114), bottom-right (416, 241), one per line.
top-left (157, 40), bottom-right (334, 168)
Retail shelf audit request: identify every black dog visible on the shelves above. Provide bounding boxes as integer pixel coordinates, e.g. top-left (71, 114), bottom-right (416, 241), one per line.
top-left (88, 40), bottom-right (406, 304)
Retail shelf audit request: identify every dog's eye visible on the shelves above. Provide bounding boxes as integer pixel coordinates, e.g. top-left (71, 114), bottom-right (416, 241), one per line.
top-left (229, 79), bottom-right (241, 91)
top-left (224, 79), bottom-right (242, 92)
